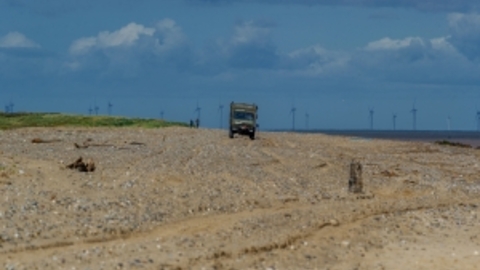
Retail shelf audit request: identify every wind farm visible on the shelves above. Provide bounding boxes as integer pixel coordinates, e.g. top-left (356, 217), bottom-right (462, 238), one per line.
top-left (4, 95), bottom-right (480, 137)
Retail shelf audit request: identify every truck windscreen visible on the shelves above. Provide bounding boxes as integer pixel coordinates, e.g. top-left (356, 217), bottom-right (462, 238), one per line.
top-left (234, 111), bottom-right (254, 120)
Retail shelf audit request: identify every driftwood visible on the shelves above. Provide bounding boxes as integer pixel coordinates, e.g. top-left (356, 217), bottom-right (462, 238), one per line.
top-left (31, 138), bottom-right (62, 144)
top-left (348, 160), bottom-right (363, 193)
top-left (74, 141), bottom-right (115, 149)
top-left (74, 140), bottom-right (145, 149)
top-left (129, 141), bottom-right (146, 146)
top-left (66, 157), bottom-right (95, 172)
top-left (74, 143), bottom-right (88, 149)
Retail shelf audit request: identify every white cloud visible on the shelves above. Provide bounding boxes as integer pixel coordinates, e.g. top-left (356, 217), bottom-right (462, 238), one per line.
top-left (351, 34), bottom-right (480, 85)
top-left (69, 37), bottom-right (96, 55)
top-left (69, 19), bottom-right (188, 57)
top-left (67, 19), bottom-right (192, 75)
top-left (213, 20), bottom-right (279, 69)
top-left (231, 20), bottom-right (273, 46)
top-left (447, 12), bottom-right (480, 60)
top-left (430, 37), bottom-right (452, 50)
top-left (97, 23), bottom-right (154, 47)
top-left (153, 18), bottom-right (187, 53)
top-left (448, 12), bottom-right (480, 36)
top-left (69, 23), bottom-right (155, 55)
top-left (365, 37), bottom-right (427, 51)
top-left (284, 45), bottom-right (349, 76)
top-left (0, 32), bottom-right (39, 48)
top-left (363, 36), bottom-right (464, 59)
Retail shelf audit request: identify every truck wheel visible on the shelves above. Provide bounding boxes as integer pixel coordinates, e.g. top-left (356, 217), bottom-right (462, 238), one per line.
top-left (229, 129), bottom-right (234, 139)
top-left (249, 132), bottom-right (255, 140)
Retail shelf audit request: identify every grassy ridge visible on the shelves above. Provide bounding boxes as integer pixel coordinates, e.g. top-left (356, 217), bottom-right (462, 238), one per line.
top-left (0, 112), bottom-right (188, 129)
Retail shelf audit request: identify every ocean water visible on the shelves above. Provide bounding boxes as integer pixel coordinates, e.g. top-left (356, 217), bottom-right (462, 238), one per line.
top-left (276, 130), bottom-right (480, 147)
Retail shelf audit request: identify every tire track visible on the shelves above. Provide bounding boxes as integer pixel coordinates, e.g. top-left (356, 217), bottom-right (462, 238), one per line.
top-left (2, 193), bottom-right (477, 266)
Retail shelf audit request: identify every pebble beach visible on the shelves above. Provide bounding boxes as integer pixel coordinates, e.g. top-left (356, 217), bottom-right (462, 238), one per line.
top-left (0, 127), bottom-right (479, 269)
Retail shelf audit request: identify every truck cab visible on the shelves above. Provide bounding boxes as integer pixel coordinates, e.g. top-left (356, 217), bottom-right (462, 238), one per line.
top-left (229, 102), bottom-right (258, 140)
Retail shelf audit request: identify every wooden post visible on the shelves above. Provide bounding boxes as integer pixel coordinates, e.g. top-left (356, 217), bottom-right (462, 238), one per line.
top-left (349, 160), bottom-right (363, 193)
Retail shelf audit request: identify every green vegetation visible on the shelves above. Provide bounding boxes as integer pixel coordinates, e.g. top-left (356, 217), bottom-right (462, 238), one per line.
top-left (0, 112), bottom-right (188, 129)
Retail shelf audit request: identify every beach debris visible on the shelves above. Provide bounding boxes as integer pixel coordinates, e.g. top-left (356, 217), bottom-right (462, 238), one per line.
top-left (74, 143), bottom-right (88, 149)
top-left (381, 170), bottom-right (398, 177)
top-left (74, 140), bottom-right (114, 149)
top-left (129, 141), bottom-right (146, 146)
top-left (31, 138), bottom-right (62, 143)
top-left (329, 219), bottom-right (340, 227)
top-left (434, 140), bottom-right (471, 148)
top-left (74, 140), bottom-right (144, 149)
top-left (66, 157), bottom-right (95, 172)
top-left (313, 162), bottom-right (328, 169)
top-left (348, 160), bottom-right (363, 193)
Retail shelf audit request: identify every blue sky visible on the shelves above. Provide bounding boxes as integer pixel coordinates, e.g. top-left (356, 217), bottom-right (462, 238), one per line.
top-left (1, 0), bottom-right (480, 130)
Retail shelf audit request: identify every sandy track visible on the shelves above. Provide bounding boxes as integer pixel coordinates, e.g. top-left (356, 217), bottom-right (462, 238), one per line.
top-left (0, 127), bottom-right (479, 269)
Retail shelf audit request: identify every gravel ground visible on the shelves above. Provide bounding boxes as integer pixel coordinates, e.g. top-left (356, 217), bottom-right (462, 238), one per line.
top-left (0, 127), bottom-right (479, 269)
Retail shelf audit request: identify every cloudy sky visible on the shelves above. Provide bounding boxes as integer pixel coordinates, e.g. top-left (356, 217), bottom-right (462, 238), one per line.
top-left (1, 0), bottom-right (480, 130)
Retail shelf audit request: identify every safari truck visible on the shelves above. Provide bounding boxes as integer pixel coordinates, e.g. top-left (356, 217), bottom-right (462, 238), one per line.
top-left (229, 102), bottom-right (258, 140)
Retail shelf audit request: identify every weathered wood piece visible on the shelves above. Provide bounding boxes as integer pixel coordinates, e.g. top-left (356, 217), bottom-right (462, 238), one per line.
top-left (31, 138), bottom-right (62, 143)
top-left (348, 160), bottom-right (363, 193)
top-left (66, 157), bottom-right (95, 172)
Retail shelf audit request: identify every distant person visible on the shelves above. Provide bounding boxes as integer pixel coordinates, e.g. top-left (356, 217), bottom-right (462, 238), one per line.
top-left (195, 118), bottom-right (200, 128)
top-left (190, 119), bottom-right (194, 128)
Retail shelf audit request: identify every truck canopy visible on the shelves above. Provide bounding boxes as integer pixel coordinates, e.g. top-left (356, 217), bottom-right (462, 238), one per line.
top-left (230, 103), bottom-right (257, 111)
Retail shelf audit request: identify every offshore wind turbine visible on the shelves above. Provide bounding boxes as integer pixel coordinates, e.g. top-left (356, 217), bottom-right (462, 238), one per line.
top-left (108, 102), bottom-right (113, 116)
top-left (88, 105), bottom-right (93, 115)
top-left (305, 111), bottom-right (310, 130)
top-left (218, 103), bottom-right (224, 129)
top-left (160, 110), bottom-right (164, 119)
top-left (289, 105), bottom-right (297, 131)
top-left (194, 101), bottom-right (201, 120)
top-left (392, 113), bottom-right (397, 130)
top-left (4, 102), bottom-right (13, 113)
top-left (368, 107), bottom-right (374, 130)
top-left (94, 103), bottom-right (99, 115)
top-left (411, 103), bottom-right (417, 130)
top-left (193, 101), bottom-right (201, 128)
top-left (476, 109), bottom-right (480, 131)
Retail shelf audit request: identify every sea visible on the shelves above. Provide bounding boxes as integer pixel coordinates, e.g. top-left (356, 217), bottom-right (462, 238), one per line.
top-left (271, 130), bottom-right (480, 148)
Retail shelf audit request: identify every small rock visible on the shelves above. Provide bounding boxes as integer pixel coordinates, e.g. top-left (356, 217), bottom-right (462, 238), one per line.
top-left (330, 219), bottom-right (339, 226)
